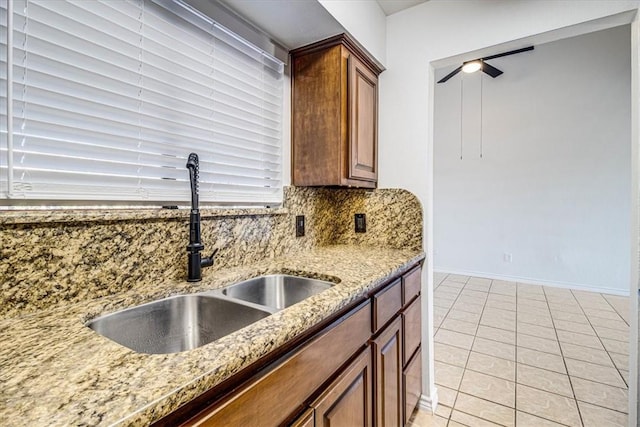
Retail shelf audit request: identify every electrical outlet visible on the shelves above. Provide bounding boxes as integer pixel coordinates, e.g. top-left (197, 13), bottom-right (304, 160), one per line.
top-left (296, 215), bottom-right (305, 237)
top-left (503, 253), bottom-right (512, 263)
top-left (355, 213), bottom-right (366, 233)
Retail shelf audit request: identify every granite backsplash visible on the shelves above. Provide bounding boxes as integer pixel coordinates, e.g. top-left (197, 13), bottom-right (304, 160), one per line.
top-left (0, 186), bottom-right (422, 318)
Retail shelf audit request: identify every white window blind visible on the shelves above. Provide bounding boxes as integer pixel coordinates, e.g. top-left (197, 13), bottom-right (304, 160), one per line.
top-left (0, 0), bottom-right (284, 205)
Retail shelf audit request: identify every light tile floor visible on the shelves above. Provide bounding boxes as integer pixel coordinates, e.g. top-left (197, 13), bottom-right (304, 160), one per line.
top-left (408, 273), bottom-right (631, 427)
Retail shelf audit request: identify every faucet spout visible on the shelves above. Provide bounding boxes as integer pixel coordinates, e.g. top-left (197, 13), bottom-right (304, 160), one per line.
top-left (186, 152), bottom-right (199, 210)
top-left (185, 152), bottom-right (215, 281)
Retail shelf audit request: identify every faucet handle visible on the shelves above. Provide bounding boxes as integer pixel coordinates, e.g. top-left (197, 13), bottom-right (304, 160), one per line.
top-left (201, 248), bottom-right (218, 268)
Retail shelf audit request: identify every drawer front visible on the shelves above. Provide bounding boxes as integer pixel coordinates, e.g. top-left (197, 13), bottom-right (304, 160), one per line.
top-left (402, 266), bottom-right (421, 307)
top-left (186, 301), bottom-right (371, 427)
top-left (402, 295), bottom-right (421, 367)
top-left (372, 278), bottom-right (402, 333)
top-left (403, 347), bottom-right (422, 425)
top-left (290, 409), bottom-right (314, 427)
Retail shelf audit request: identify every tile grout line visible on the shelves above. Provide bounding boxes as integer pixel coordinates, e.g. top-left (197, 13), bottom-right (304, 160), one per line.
top-left (569, 288), bottom-right (629, 389)
top-left (434, 276), bottom-right (631, 426)
top-left (444, 273), bottom-right (471, 426)
top-left (519, 285), bottom-right (584, 425)
top-left (554, 321), bottom-right (627, 341)
top-left (598, 293), bottom-right (630, 327)
top-left (548, 286), bottom-right (586, 426)
top-left (438, 273), bottom-right (471, 425)
top-left (515, 408), bottom-right (575, 427)
top-left (514, 281), bottom-right (520, 427)
top-left (589, 324), bottom-right (630, 343)
top-left (438, 326), bottom-right (627, 388)
top-left (443, 275), bottom-right (513, 427)
top-left (435, 278), bottom-right (469, 331)
top-left (456, 278), bottom-right (514, 427)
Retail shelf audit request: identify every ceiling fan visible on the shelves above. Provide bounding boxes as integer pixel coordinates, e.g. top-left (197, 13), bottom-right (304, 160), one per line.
top-left (437, 46), bottom-right (534, 84)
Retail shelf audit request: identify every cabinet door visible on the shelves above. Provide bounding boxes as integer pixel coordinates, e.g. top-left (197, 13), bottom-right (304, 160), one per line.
top-left (313, 347), bottom-right (372, 427)
top-left (402, 295), bottom-right (421, 367)
top-left (403, 347), bottom-right (422, 425)
top-left (401, 266), bottom-right (421, 307)
top-left (291, 45), bottom-right (344, 186)
top-left (372, 316), bottom-right (402, 427)
top-left (348, 55), bottom-right (378, 182)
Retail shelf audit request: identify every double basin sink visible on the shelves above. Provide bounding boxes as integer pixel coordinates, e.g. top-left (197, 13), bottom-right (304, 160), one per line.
top-left (87, 275), bottom-right (335, 355)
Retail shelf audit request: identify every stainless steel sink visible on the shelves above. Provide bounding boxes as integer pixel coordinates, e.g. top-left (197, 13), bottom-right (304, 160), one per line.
top-left (87, 275), bottom-right (336, 354)
top-left (220, 275), bottom-right (334, 310)
top-left (87, 295), bottom-right (271, 354)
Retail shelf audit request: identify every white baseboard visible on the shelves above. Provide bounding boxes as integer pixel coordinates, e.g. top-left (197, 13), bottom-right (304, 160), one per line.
top-left (419, 388), bottom-right (438, 413)
top-left (434, 268), bottom-right (630, 296)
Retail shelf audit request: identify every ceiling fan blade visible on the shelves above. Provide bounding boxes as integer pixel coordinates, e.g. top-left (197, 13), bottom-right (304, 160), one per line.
top-left (483, 46), bottom-right (534, 61)
top-left (437, 65), bottom-right (462, 83)
top-left (481, 62), bottom-right (503, 78)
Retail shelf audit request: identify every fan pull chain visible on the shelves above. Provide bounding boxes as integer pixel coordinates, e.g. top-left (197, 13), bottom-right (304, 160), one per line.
top-left (480, 60), bottom-right (483, 159)
top-left (460, 75), bottom-right (463, 160)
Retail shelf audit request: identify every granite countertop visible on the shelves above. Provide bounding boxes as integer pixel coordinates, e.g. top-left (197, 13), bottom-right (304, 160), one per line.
top-left (0, 245), bottom-right (424, 426)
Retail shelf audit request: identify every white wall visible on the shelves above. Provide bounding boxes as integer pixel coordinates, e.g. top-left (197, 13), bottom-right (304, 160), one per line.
top-left (378, 0), bottom-right (639, 411)
top-left (381, 0), bottom-right (639, 193)
top-left (317, 0), bottom-right (387, 65)
top-left (316, 0), bottom-right (640, 414)
top-left (434, 26), bottom-right (631, 293)
top-left (630, 15), bottom-right (640, 425)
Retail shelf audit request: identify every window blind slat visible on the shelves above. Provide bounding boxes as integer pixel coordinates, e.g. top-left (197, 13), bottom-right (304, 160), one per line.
top-left (14, 61), bottom-right (282, 134)
top-left (0, 138), bottom-right (281, 175)
top-left (1, 0), bottom-right (283, 205)
top-left (0, 166), bottom-right (283, 201)
top-left (14, 49), bottom-right (283, 135)
top-left (15, 114), bottom-right (282, 159)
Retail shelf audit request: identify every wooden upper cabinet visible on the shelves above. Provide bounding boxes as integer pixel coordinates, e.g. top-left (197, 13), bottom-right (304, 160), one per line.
top-left (291, 34), bottom-right (383, 188)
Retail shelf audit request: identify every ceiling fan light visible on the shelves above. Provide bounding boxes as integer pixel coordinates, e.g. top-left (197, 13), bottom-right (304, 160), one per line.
top-left (462, 61), bottom-right (482, 73)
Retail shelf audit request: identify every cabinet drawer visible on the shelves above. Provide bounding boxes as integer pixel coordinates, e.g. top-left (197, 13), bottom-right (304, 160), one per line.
top-left (185, 301), bottom-right (371, 427)
top-left (402, 266), bottom-right (421, 307)
top-left (372, 278), bottom-right (402, 333)
top-left (290, 409), bottom-right (314, 427)
top-left (403, 347), bottom-right (422, 425)
top-left (402, 295), bottom-right (421, 367)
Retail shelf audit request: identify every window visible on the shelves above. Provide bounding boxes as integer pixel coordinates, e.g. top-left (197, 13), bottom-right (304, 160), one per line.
top-left (0, 0), bottom-right (284, 206)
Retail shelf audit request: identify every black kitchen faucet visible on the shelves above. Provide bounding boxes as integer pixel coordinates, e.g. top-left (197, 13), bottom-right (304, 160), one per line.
top-left (185, 153), bottom-right (215, 281)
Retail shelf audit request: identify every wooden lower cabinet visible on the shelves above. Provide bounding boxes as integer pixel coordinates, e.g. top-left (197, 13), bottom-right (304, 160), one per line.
top-left (156, 263), bottom-right (423, 427)
top-left (372, 316), bottom-right (403, 427)
top-left (183, 302), bottom-right (371, 427)
top-left (312, 347), bottom-right (372, 427)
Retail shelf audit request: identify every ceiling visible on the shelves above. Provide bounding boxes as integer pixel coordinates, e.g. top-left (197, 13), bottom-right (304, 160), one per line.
top-left (376, 0), bottom-right (428, 16)
top-left (217, 0), bottom-right (345, 50)
top-left (217, 0), bottom-right (430, 52)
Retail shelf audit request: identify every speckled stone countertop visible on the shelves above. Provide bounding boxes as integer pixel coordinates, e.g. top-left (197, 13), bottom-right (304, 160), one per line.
top-left (0, 245), bottom-right (424, 426)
